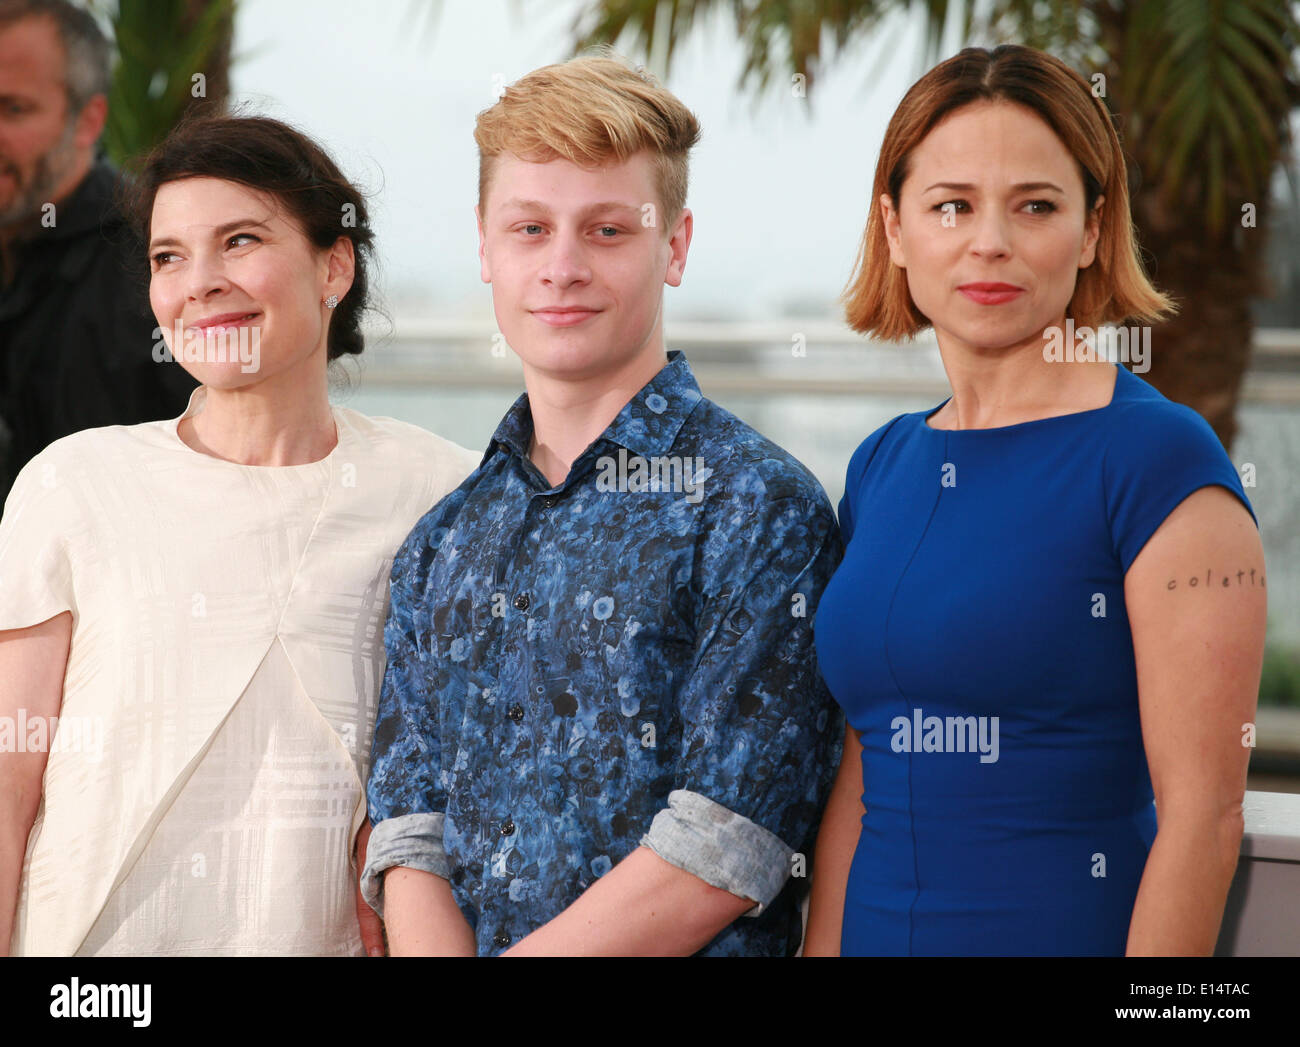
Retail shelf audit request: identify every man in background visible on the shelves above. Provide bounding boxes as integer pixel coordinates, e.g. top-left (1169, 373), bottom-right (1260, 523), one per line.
top-left (0, 0), bottom-right (195, 511)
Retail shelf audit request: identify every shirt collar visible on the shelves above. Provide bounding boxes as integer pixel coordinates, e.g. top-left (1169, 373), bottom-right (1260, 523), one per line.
top-left (487, 350), bottom-right (704, 466)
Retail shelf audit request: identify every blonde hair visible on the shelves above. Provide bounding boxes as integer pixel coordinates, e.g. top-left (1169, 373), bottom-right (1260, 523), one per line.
top-left (843, 45), bottom-right (1176, 340)
top-left (474, 50), bottom-right (701, 232)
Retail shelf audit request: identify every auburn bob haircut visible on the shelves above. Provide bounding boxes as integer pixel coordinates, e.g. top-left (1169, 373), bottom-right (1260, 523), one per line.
top-left (842, 45), bottom-right (1175, 340)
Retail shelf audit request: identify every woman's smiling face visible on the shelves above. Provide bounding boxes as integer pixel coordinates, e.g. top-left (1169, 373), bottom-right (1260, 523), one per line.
top-left (881, 100), bottom-right (1104, 355)
top-left (147, 176), bottom-right (343, 389)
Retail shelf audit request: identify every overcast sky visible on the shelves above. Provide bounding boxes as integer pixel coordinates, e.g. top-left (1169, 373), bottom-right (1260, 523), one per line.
top-left (228, 0), bottom-right (955, 322)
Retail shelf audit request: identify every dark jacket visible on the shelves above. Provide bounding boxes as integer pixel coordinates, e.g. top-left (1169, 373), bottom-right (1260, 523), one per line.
top-left (0, 160), bottom-right (197, 512)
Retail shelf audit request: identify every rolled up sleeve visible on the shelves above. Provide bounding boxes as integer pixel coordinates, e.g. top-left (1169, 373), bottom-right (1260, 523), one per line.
top-left (640, 790), bottom-right (792, 915)
top-left (364, 525), bottom-right (451, 917)
top-left (650, 494), bottom-right (845, 916)
top-left (360, 812), bottom-right (450, 916)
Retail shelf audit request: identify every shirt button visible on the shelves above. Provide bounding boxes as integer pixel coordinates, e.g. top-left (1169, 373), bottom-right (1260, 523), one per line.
top-left (513, 592), bottom-right (530, 611)
top-left (494, 931), bottom-right (511, 948)
top-left (541, 495), bottom-right (558, 509)
top-left (507, 703), bottom-right (525, 723)
top-left (500, 817), bottom-right (515, 836)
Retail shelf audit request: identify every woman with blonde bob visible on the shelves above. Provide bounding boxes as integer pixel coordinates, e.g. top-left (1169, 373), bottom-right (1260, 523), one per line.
top-left (807, 44), bottom-right (1266, 956)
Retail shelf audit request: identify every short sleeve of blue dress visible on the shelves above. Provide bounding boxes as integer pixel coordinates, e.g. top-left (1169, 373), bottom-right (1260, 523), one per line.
top-left (814, 365), bottom-right (1257, 956)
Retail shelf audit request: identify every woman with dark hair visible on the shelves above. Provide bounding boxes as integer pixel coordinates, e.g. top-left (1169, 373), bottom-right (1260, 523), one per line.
top-left (0, 114), bottom-right (479, 955)
top-left (806, 45), bottom-right (1266, 955)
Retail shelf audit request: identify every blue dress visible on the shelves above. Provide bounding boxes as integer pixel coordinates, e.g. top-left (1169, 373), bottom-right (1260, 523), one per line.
top-left (814, 364), bottom-right (1258, 955)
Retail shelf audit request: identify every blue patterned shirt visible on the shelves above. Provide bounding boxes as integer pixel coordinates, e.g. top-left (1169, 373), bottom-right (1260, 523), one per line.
top-left (362, 351), bottom-right (843, 956)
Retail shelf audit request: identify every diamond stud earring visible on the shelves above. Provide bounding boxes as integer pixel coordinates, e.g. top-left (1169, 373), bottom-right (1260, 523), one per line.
top-left (325, 295), bottom-right (339, 309)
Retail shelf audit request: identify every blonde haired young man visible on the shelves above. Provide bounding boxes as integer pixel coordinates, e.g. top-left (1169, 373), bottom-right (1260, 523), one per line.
top-left (363, 53), bottom-right (843, 956)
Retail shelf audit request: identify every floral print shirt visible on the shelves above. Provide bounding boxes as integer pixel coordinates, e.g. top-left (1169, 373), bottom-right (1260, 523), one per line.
top-left (363, 351), bottom-right (843, 956)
